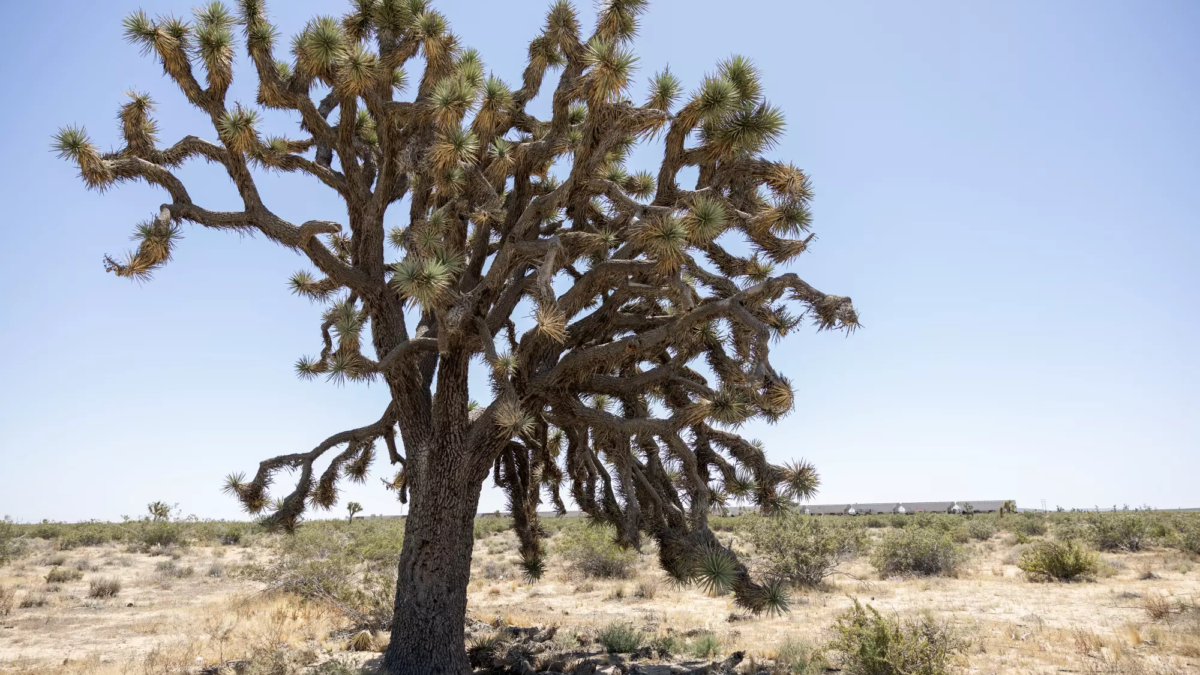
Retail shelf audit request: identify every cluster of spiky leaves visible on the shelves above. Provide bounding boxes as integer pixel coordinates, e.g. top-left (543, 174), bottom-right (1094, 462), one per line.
top-left (57, 0), bottom-right (858, 616)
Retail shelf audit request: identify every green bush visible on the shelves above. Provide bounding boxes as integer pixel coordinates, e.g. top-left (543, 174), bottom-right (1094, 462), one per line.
top-left (773, 639), bottom-right (827, 675)
top-left (746, 515), bottom-right (863, 587)
top-left (473, 517), bottom-right (512, 540)
top-left (1051, 517), bottom-right (1089, 542)
top-left (689, 632), bottom-right (722, 659)
top-left (45, 567), bottom-right (83, 583)
top-left (1011, 515), bottom-right (1048, 537)
top-left (829, 599), bottom-right (967, 675)
top-left (1017, 539), bottom-right (1099, 581)
top-left (597, 622), bottom-right (642, 653)
top-left (965, 519), bottom-right (996, 541)
top-left (870, 529), bottom-right (965, 578)
top-left (251, 525), bottom-right (395, 630)
top-left (0, 517), bottom-right (26, 565)
top-left (1173, 519), bottom-right (1200, 555)
top-left (59, 523), bottom-right (118, 549)
top-left (27, 521), bottom-right (64, 540)
top-left (139, 520), bottom-right (183, 548)
top-left (1087, 514), bottom-right (1148, 552)
top-left (155, 560), bottom-right (195, 578)
top-left (555, 525), bottom-right (638, 579)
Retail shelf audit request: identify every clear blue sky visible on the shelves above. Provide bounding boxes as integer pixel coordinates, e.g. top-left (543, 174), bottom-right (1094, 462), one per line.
top-left (1, 0), bottom-right (1197, 522)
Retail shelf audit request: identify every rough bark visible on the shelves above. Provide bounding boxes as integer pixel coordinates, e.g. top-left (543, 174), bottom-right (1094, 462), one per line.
top-left (383, 440), bottom-right (485, 675)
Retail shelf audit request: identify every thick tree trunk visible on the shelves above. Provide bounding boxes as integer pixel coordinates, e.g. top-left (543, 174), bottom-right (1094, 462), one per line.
top-left (382, 449), bottom-right (485, 674)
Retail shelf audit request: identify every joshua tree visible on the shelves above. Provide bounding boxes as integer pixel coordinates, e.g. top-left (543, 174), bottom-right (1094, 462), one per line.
top-left (1000, 500), bottom-right (1018, 517)
top-left (54, 1), bottom-right (857, 671)
top-left (147, 501), bottom-right (173, 522)
top-left (346, 501), bottom-right (364, 523)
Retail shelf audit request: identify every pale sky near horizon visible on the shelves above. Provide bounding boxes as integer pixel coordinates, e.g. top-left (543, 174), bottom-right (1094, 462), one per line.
top-left (0, 0), bottom-right (1197, 523)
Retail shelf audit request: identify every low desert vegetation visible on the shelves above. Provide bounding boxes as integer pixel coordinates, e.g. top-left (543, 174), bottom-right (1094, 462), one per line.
top-left (597, 621), bottom-right (643, 654)
top-left (1, 515), bottom-right (26, 565)
top-left (1, 509), bottom-right (1198, 674)
top-left (44, 565), bottom-right (82, 583)
top-left (870, 528), bottom-right (966, 578)
top-left (746, 513), bottom-right (864, 587)
top-left (554, 524), bottom-right (639, 579)
top-left (828, 599), bottom-right (968, 675)
top-left (1017, 539), bottom-right (1100, 581)
top-left (87, 577), bottom-right (121, 599)
top-left (1088, 512), bottom-right (1150, 552)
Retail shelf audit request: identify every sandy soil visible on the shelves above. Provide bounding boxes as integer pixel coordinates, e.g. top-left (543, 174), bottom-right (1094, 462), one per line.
top-left (465, 533), bottom-right (1200, 674)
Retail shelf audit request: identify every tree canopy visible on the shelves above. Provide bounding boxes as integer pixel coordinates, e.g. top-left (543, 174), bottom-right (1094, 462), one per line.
top-left (56, 0), bottom-right (858, 667)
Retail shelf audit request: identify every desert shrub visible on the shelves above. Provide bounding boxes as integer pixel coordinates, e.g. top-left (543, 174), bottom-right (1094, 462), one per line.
top-left (965, 519), bottom-right (996, 541)
top-left (19, 593), bottom-right (49, 608)
top-left (45, 566), bottom-right (83, 583)
top-left (829, 599), bottom-right (967, 675)
top-left (1017, 539), bottom-right (1099, 581)
top-left (888, 515), bottom-right (909, 529)
top-left (340, 519), bottom-right (406, 563)
top-left (689, 632), bottom-right (722, 659)
top-left (481, 560), bottom-right (508, 580)
top-left (313, 661), bottom-right (365, 675)
top-left (634, 579), bottom-right (659, 599)
top-left (139, 520), bottom-right (183, 548)
top-left (774, 639), bottom-right (827, 675)
top-left (1146, 517), bottom-right (1174, 540)
top-left (0, 516), bottom-right (26, 565)
top-left (709, 516), bottom-right (740, 532)
top-left (746, 515), bottom-right (863, 587)
top-left (649, 634), bottom-right (682, 657)
top-left (27, 521), bottom-right (64, 540)
top-left (597, 622), bottom-right (642, 653)
top-left (155, 560), bottom-right (195, 578)
top-left (252, 527), bottom-right (394, 630)
top-left (1011, 515), bottom-right (1048, 537)
top-left (863, 516), bottom-right (887, 529)
top-left (59, 523), bottom-right (117, 550)
top-left (1052, 517), bottom-right (1089, 542)
top-left (74, 558), bottom-right (96, 572)
top-left (555, 525), bottom-right (638, 579)
top-left (88, 577), bottom-right (122, 598)
top-left (0, 586), bottom-right (13, 616)
top-left (870, 529), bottom-right (965, 578)
top-left (1088, 514), bottom-right (1148, 552)
top-left (245, 646), bottom-right (315, 675)
top-left (1172, 519), bottom-right (1200, 555)
top-left (473, 517), bottom-right (512, 540)
top-left (207, 564), bottom-right (226, 577)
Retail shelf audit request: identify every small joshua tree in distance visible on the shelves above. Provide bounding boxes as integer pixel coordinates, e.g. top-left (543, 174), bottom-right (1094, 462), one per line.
top-left (147, 501), bottom-right (172, 522)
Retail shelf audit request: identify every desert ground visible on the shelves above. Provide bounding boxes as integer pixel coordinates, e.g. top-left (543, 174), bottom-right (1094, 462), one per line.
top-left (1, 512), bottom-right (1197, 675)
